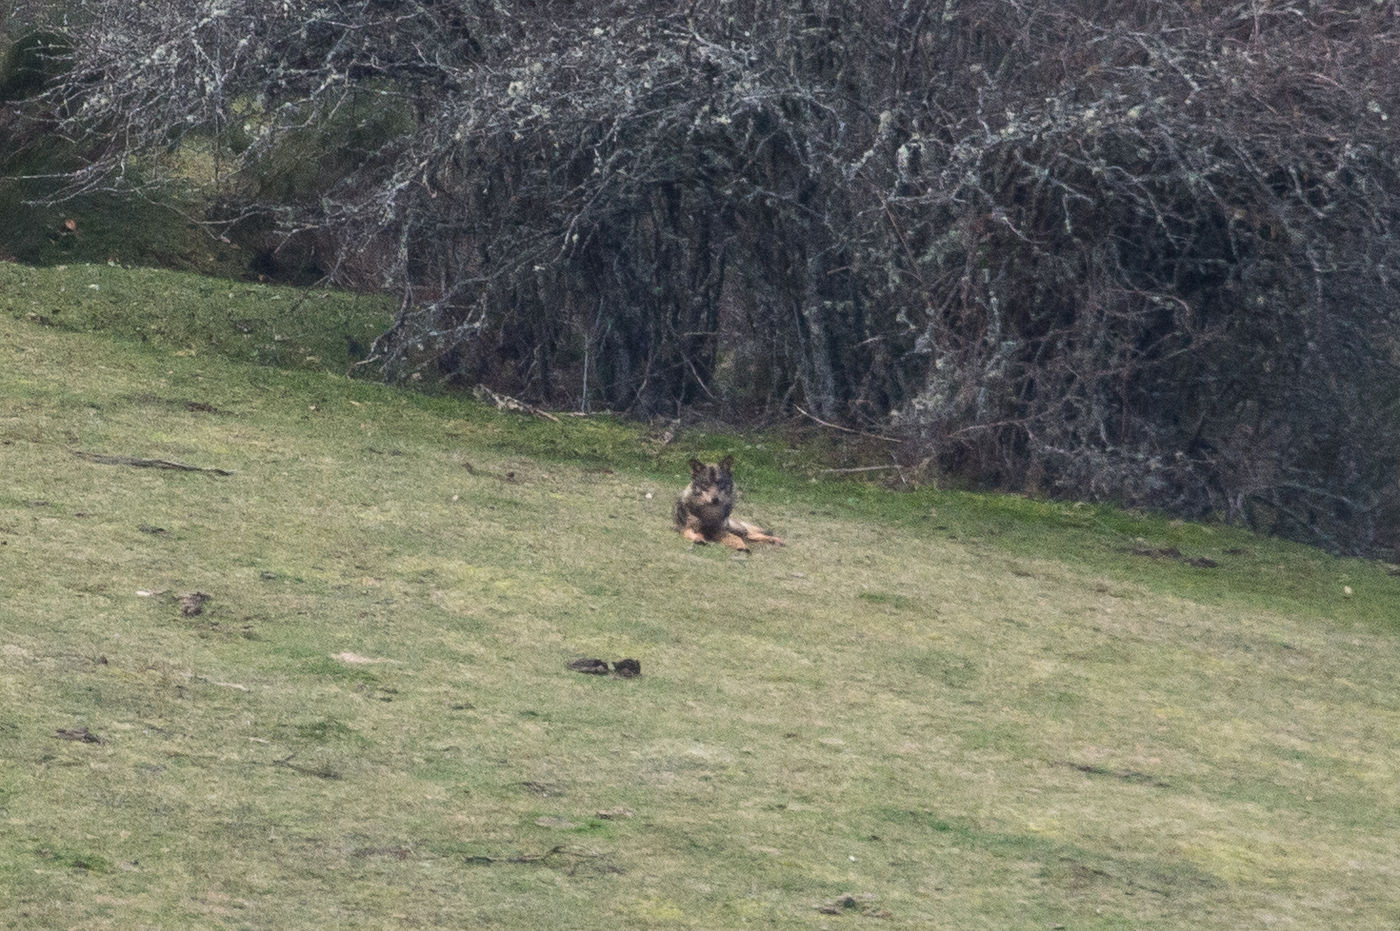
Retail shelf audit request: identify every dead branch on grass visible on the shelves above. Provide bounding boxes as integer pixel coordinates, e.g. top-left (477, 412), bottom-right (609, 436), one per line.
top-left (473, 386), bottom-right (561, 423)
top-left (71, 450), bottom-right (235, 475)
top-left (460, 844), bottom-right (569, 866)
top-left (818, 464), bottom-right (903, 474)
top-left (272, 754), bottom-right (342, 780)
top-left (459, 844), bottom-right (617, 875)
top-left (795, 406), bottom-right (899, 443)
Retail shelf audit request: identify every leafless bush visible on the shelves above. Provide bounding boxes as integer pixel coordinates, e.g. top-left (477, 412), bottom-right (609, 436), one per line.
top-left (888, 1), bottom-right (1400, 551)
top-left (23, 0), bottom-right (1400, 552)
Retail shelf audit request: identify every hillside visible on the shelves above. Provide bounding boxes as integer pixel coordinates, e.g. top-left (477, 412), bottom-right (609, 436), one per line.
top-left (2, 264), bottom-right (1399, 928)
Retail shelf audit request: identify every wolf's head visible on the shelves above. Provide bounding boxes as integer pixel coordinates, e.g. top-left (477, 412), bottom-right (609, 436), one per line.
top-left (684, 456), bottom-right (736, 526)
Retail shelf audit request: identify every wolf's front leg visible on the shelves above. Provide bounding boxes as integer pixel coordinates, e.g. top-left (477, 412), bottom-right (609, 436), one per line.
top-left (680, 525), bottom-right (709, 545)
top-left (718, 531), bottom-right (752, 552)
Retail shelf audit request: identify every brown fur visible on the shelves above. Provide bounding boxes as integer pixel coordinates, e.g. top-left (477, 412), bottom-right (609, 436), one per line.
top-left (674, 456), bottom-right (785, 551)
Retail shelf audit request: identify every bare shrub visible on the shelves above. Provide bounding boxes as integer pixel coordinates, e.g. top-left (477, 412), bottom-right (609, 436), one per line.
top-left (25, 0), bottom-right (1400, 552)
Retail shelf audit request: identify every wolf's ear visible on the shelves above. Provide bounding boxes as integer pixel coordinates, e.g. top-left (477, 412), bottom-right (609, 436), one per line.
top-left (688, 458), bottom-right (706, 476)
top-left (718, 455), bottom-right (734, 474)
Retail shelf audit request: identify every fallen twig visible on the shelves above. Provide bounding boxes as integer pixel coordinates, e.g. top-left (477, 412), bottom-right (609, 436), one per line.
top-left (71, 450), bottom-right (235, 476)
top-left (457, 843), bottom-right (620, 875)
top-left (272, 754), bottom-right (342, 780)
top-left (794, 405), bottom-right (899, 443)
top-left (1059, 760), bottom-right (1171, 789)
top-left (818, 464), bottom-right (903, 474)
top-left (461, 845), bottom-right (569, 865)
top-left (473, 385), bottom-right (562, 422)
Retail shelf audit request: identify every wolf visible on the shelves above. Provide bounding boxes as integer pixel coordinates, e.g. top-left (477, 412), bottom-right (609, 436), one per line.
top-left (674, 456), bottom-right (785, 551)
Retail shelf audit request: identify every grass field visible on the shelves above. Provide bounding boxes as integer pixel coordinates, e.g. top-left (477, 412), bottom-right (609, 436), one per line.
top-left (2, 263), bottom-right (1399, 928)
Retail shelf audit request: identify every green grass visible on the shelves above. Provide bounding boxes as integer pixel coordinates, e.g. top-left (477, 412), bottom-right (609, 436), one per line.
top-left (0, 262), bottom-right (390, 374)
top-left (3, 265), bottom-right (1400, 928)
top-left (0, 159), bottom-right (251, 277)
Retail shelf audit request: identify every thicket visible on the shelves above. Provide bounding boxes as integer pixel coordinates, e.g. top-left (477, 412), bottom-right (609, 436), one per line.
top-left (9, 0), bottom-right (1400, 553)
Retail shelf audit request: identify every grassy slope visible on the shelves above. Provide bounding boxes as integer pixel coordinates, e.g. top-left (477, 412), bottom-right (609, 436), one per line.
top-left (0, 261), bottom-right (388, 373)
top-left (2, 265), bottom-right (1399, 929)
